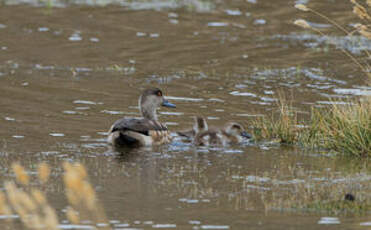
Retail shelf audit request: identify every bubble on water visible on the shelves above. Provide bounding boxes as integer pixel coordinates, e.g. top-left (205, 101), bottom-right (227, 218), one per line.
top-left (254, 19), bottom-right (266, 25)
top-left (58, 224), bottom-right (95, 229)
top-left (41, 151), bottom-right (60, 156)
top-left (75, 106), bottom-right (90, 110)
top-left (73, 100), bottom-right (96, 105)
top-left (230, 91), bottom-right (257, 97)
top-left (49, 133), bottom-right (65, 137)
top-left (152, 224), bottom-right (176, 228)
top-left (63, 110), bottom-right (78, 115)
top-left (168, 12), bottom-right (178, 18)
top-left (0, 24), bottom-right (7, 29)
top-left (207, 22), bottom-right (229, 27)
top-left (333, 88), bottom-right (371, 96)
top-left (169, 19), bottom-right (179, 24)
top-left (225, 9), bottom-right (242, 16)
top-left (101, 110), bottom-right (124, 115)
top-left (189, 221), bottom-right (201, 225)
top-left (0, 214), bottom-right (19, 219)
top-left (150, 33), bottom-right (160, 38)
top-left (89, 37), bottom-right (99, 42)
top-left (260, 97), bottom-right (278, 102)
top-left (201, 225), bottom-right (230, 229)
top-left (38, 27), bottom-right (49, 32)
top-left (69, 32), bottom-right (82, 41)
top-left (165, 96), bottom-right (203, 102)
top-left (4, 117), bottom-right (15, 121)
top-left (114, 223), bottom-right (130, 227)
top-left (136, 32), bottom-right (146, 37)
top-left (318, 217), bottom-right (340, 225)
top-left (160, 111), bottom-right (184, 116)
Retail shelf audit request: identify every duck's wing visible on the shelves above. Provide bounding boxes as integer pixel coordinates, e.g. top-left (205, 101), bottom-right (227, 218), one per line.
top-left (110, 118), bottom-right (167, 136)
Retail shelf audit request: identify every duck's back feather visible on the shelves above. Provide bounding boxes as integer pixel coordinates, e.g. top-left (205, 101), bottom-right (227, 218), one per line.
top-left (110, 118), bottom-right (167, 135)
top-left (108, 118), bottom-right (169, 147)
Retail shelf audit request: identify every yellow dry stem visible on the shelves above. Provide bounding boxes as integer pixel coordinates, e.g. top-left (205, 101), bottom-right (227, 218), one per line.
top-left (64, 170), bottom-right (83, 192)
top-left (66, 190), bottom-right (80, 206)
top-left (74, 163), bottom-right (88, 180)
top-left (294, 19), bottom-right (311, 29)
top-left (360, 28), bottom-right (371, 39)
top-left (295, 4), bottom-right (309, 11)
top-left (82, 182), bottom-right (96, 210)
top-left (12, 163), bottom-right (29, 186)
top-left (31, 189), bottom-right (47, 205)
top-left (66, 207), bottom-right (80, 224)
top-left (38, 162), bottom-right (51, 184)
top-left (43, 205), bottom-right (59, 230)
top-left (17, 191), bottom-right (37, 212)
top-left (353, 5), bottom-right (371, 20)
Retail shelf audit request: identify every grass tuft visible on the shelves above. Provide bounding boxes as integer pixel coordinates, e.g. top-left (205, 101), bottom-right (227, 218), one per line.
top-left (252, 96), bottom-right (371, 157)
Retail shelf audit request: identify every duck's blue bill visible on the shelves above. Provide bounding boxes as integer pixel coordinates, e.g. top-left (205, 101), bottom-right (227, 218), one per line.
top-left (241, 131), bottom-right (252, 139)
top-left (162, 100), bottom-right (176, 108)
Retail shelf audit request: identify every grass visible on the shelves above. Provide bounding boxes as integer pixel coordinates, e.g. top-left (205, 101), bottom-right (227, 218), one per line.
top-left (251, 1), bottom-right (371, 157)
top-left (251, 95), bottom-right (300, 145)
top-left (0, 162), bottom-right (110, 230)
top-left (251, 96), bottom-right (371, 157)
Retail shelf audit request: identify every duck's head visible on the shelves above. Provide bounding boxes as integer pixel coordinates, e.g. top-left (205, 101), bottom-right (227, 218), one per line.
top-left (139, 88), bottom-right (176, 120)
top-left (224, 122), bottom-right (251, 139)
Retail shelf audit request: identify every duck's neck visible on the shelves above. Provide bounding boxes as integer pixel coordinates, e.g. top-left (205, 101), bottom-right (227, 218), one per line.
top-left (139, 96), bottom-right (158, 121)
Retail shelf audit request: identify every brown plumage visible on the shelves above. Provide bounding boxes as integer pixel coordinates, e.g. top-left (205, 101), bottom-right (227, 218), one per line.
top-left (107, 88), bottom-right (176, 148)
top-left (177, 116), bottom-right (251, 146)
top-left (194, 122), bottom-right (251, 146)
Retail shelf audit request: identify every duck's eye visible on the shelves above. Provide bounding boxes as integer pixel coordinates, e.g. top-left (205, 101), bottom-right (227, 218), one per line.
top-left (157, 91), bottom-right (162, 97)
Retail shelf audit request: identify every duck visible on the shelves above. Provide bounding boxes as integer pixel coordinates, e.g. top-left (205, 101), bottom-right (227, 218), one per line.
top-left (107, 88), bottom-right (176, 148)
top-left (191, 117), bottom-right (251, 146)
top-left (176, 116), bottom-right (208, 138)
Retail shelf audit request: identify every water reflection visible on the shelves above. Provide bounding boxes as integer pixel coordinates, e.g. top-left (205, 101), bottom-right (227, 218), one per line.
top-left (0, 0), bottom-right (370, 229)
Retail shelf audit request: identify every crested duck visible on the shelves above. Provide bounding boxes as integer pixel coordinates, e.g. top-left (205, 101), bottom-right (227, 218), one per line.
top-left (191, 117), bottom-right (251, 146)
top-left (107, 88), bottom-right (176, 147)
top-left (176, 116), bottom-right (208, 138)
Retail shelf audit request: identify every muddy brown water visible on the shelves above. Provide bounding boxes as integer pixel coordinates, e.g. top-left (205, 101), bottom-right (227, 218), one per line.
top-left (0, 0), bottom-right (370, 229)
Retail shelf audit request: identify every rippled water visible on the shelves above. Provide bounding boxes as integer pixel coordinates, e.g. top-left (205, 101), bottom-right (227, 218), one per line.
top-left (0, 0), bottom-right (370, 229)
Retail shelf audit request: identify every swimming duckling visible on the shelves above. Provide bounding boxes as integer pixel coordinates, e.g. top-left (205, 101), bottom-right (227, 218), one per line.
top-left (176, 116), bottom-right (208, 138)
top-left (107, 88), bottom-right (176, 147)
top-left (194, 121), bottom-right (251, 146)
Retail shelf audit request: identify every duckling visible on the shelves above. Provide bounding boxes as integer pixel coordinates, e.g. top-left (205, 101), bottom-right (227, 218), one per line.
top-left (194, 121), bottom-right (251, 146)
top-left (176, 116), bottom-right (208, 138)
top-left (107, 88), bottom-right (176, 147)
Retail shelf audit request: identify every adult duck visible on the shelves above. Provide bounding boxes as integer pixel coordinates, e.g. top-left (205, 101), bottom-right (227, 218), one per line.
top-left (107, 88), bottom-right (176, 147)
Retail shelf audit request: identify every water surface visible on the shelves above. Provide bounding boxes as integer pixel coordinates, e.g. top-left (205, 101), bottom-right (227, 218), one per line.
top-left (0, 0), bottom-right (370, 229)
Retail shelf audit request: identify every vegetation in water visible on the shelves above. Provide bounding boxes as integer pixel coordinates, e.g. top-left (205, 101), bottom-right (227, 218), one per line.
top-left (252, 1), bottom-right (371, 158)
